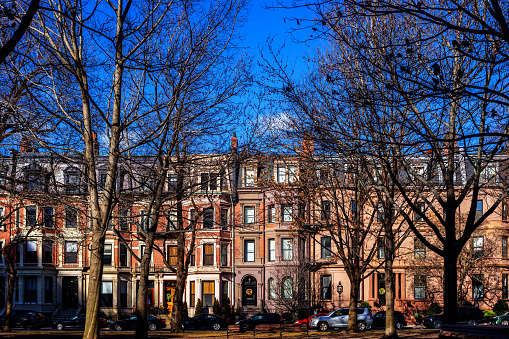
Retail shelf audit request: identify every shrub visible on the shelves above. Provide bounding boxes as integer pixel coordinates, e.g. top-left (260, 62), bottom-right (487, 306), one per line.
top-left (182, 301), bottom-right (189, 319)
top-left (223, 297), bottom-right (232, 323)
top-left (493, 299), bottom-right (509, 316)
top-left (461, 300), bottom-right (473, 307)
top-left (213, 297), bottom-right (222, 316)
top-left (359, 301), bottom-right (371, 310)
top-left (195, 298), bottom-right (203, 316)
top-left (483, 310), bottom-right (496, 317)
top-left (426, 302), bottom-right (442, 315)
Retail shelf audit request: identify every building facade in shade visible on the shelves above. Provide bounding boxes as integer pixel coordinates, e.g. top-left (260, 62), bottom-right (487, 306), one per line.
top-left (0, 136), bottom-right (508, 323)
top-left (0, 141), bottom-right (235, 320)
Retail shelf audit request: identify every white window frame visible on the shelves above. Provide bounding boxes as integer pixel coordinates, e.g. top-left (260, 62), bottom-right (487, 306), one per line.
top-left (244, 206), bottom-right (255, 224)
top-left (245, 168), bottom-right (256, 187)
top-left (268, 239), bottom-right (275, 261)
top-left (282, 238), bottom-right (293, 261)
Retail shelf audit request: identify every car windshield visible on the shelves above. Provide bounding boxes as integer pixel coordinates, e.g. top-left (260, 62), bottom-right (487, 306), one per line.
top-left (129, 316), bottom-right (137, 320)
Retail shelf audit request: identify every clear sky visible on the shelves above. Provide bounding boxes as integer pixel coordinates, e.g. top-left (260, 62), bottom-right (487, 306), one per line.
top-left (240, 1), bottom-right (319, 76)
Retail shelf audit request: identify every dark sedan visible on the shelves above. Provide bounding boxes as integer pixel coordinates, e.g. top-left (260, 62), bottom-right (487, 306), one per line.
top-left (0, 311), bottom-right (46, 329)
top-left (110, 315), bottom-right (166, 331)
top-left (373, 311), bottom-right (407, 330)
top-left (53, 314), bottom-right (109, 330)
top-left (235, 313), bottom-right (283, 331)
top-left (182, 314), bottom-right (228, 331)
top-left (423, 307), bottom-right (485, 329)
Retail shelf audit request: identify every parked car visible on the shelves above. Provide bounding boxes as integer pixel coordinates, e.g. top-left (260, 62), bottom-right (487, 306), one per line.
top-left (372, 311), bottom-right (407, 330)
top-left (423, 307), bottom-right (485, 329)
top-left (109, 315), bottom-right (166, 331)
top-left (294, 313), bottom-right (328, 328)
top-left (235, 313), bottom-right (283, 331)
top-left (182, 314), bottom-right (228, 331)
top-left (309, 308), bottom-right (374, 332)
top-left (53, 314), bottom-right (109, 330)
top-left (0, 311), bottom-right (46, 329)
top-left (490, 312), bottom-right (509, 326)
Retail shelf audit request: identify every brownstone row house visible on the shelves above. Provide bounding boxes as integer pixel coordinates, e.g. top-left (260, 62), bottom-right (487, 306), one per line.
top-left (0, 138), bottom-right (508, 322)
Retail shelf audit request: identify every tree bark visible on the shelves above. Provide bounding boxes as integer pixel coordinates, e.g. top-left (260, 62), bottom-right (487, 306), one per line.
top-left (443, 250), bottom-right (459, 324)
top-left (383, 232), bottom-right (398, 338)
top-left (2, 257), bottom-right (16, 332)
top-left (135, 233), bottom-right (155, 339)
top-left (171, 232), bottom-right (186, 332)
top-left (346, 276), bottom-right (360, 332)
top-left (83, 232), bottom-right (105, 339)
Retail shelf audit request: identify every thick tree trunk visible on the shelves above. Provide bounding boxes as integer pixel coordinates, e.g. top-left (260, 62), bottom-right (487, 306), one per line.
top-left (3, 264), bottom-right (16, 332)
top-left (346, 276), bottom-right (360, 332)
top-left (384, 254), bottom-right (398, 338)
top-left (135, 234), bottom-right (155, 339)
top-left (383, 218), bottom-right (398, 339)
top-left (171, 231), bottom-right (186, 332)
top-left (83, 232), bottom-right (105, 339)
top-left (443, 250), bottom-right (459, 324)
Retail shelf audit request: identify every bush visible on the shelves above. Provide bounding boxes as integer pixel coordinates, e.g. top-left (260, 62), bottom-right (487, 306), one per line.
top-left (213, 297), bottom-right (222, 316)
top-left (426, 303), bottom-right (442, 315)
top-left (195, 298), bottom-right (203, 316)
top-left (493, 299), bottom-right (509, 316)
top-left (483, 310), bottom-right (496, 317)
top-left (359, 301), bottom-right (371, 310)
top-left (223, 297), bottom-right (232, 323)
top-left (182, 301), bottom-right (189, 319)
top-left (461, 300), bottom-right (473, 307)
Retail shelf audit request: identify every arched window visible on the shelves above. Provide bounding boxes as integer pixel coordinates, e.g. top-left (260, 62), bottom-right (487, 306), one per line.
top-left (282, 277), bottom-right (293, 299)
top-left (268, 278), bottom-right (276, 300)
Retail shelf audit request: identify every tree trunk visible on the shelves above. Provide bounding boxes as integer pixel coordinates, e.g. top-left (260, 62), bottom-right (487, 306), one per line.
top-left (83, 232), bottom-right (105, 339)
top-left (2, 263), bottom-right (16, 332)
top-left (346, 276), bottom-right (360, 332)
top-left (171, 235), bottom-right (186, 332)
top-left (383, 214), bottom-right (398, 339)
top-left (135, 234), bottom-right (155, 339)
top-left (383, 251), bottom-right (398, 338)
top-left (443, 250), bottom-right (459, 324)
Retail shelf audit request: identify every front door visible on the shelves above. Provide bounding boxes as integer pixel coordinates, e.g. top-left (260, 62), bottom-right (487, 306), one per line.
top-left (242, 276), bottom-right (257, 306)
top-left (62, 277), bottom-right (78, 308)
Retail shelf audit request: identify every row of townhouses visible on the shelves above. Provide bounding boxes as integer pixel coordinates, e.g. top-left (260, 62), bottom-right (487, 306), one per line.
top-left (0, 136), bottom-right (508, 322)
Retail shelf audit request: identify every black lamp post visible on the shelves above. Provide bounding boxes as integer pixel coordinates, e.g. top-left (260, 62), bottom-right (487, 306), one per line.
top-left (337, 281), bottom-right (343, 308)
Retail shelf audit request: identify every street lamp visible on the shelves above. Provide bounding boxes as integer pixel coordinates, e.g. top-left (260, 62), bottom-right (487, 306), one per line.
top-left (337, 281), bottom-right (343, 308)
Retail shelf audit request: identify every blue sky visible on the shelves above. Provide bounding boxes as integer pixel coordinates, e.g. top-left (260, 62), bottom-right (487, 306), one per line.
top-left (241, 1), bottom-right (319, 76)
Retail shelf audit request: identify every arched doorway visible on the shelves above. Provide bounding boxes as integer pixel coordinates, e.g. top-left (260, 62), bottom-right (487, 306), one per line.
top-left (242, 276), bottom-right (257, 306)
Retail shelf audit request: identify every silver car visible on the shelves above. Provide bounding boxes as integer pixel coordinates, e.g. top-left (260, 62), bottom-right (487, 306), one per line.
top-left (309, 307), bottom-right (373, 331)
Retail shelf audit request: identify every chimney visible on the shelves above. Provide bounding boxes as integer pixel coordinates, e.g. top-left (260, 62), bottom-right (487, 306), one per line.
top-left (302, 133), bottom-right (314, 156)
top-left (231, 132), bottom-right (238, 152)
top-left (20, 136), bottom-right (33, 153)
top-left (92, 131), bottom-right (99, 155)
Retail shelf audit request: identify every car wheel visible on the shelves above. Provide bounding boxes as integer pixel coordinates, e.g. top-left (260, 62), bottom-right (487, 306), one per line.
top-left (433, 320), bottom-right (442, 329)
top-left (148, 323), bottom-right (157, 331)
top-left (25, 322), bottom-right (33, 330)
top-left (56, 323), bottom-right (64, 331)
top-left (318, 322), bottom-right (329, 332)
top-left (501, 319), bottom-right (509, 326)
top-left (357, 321), bottom-right (367, 331)
top-left (396, 321), bottom-right (404, 330)
top-left (212, 323), bottom-right (221, 331)
top-left (468, 320), bottom-right (478, 326)
top-left (114, 324), bottom-right (123, 331)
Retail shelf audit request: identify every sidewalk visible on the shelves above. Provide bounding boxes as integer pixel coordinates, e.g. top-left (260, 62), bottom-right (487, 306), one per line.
top-left (0, 329), bottom-right (440, 339)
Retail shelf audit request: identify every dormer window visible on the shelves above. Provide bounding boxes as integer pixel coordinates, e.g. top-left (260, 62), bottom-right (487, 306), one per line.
top-left (24, 164), bottom-right (48, 191)
top-left (65, 167), bottom-right (81, 194)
